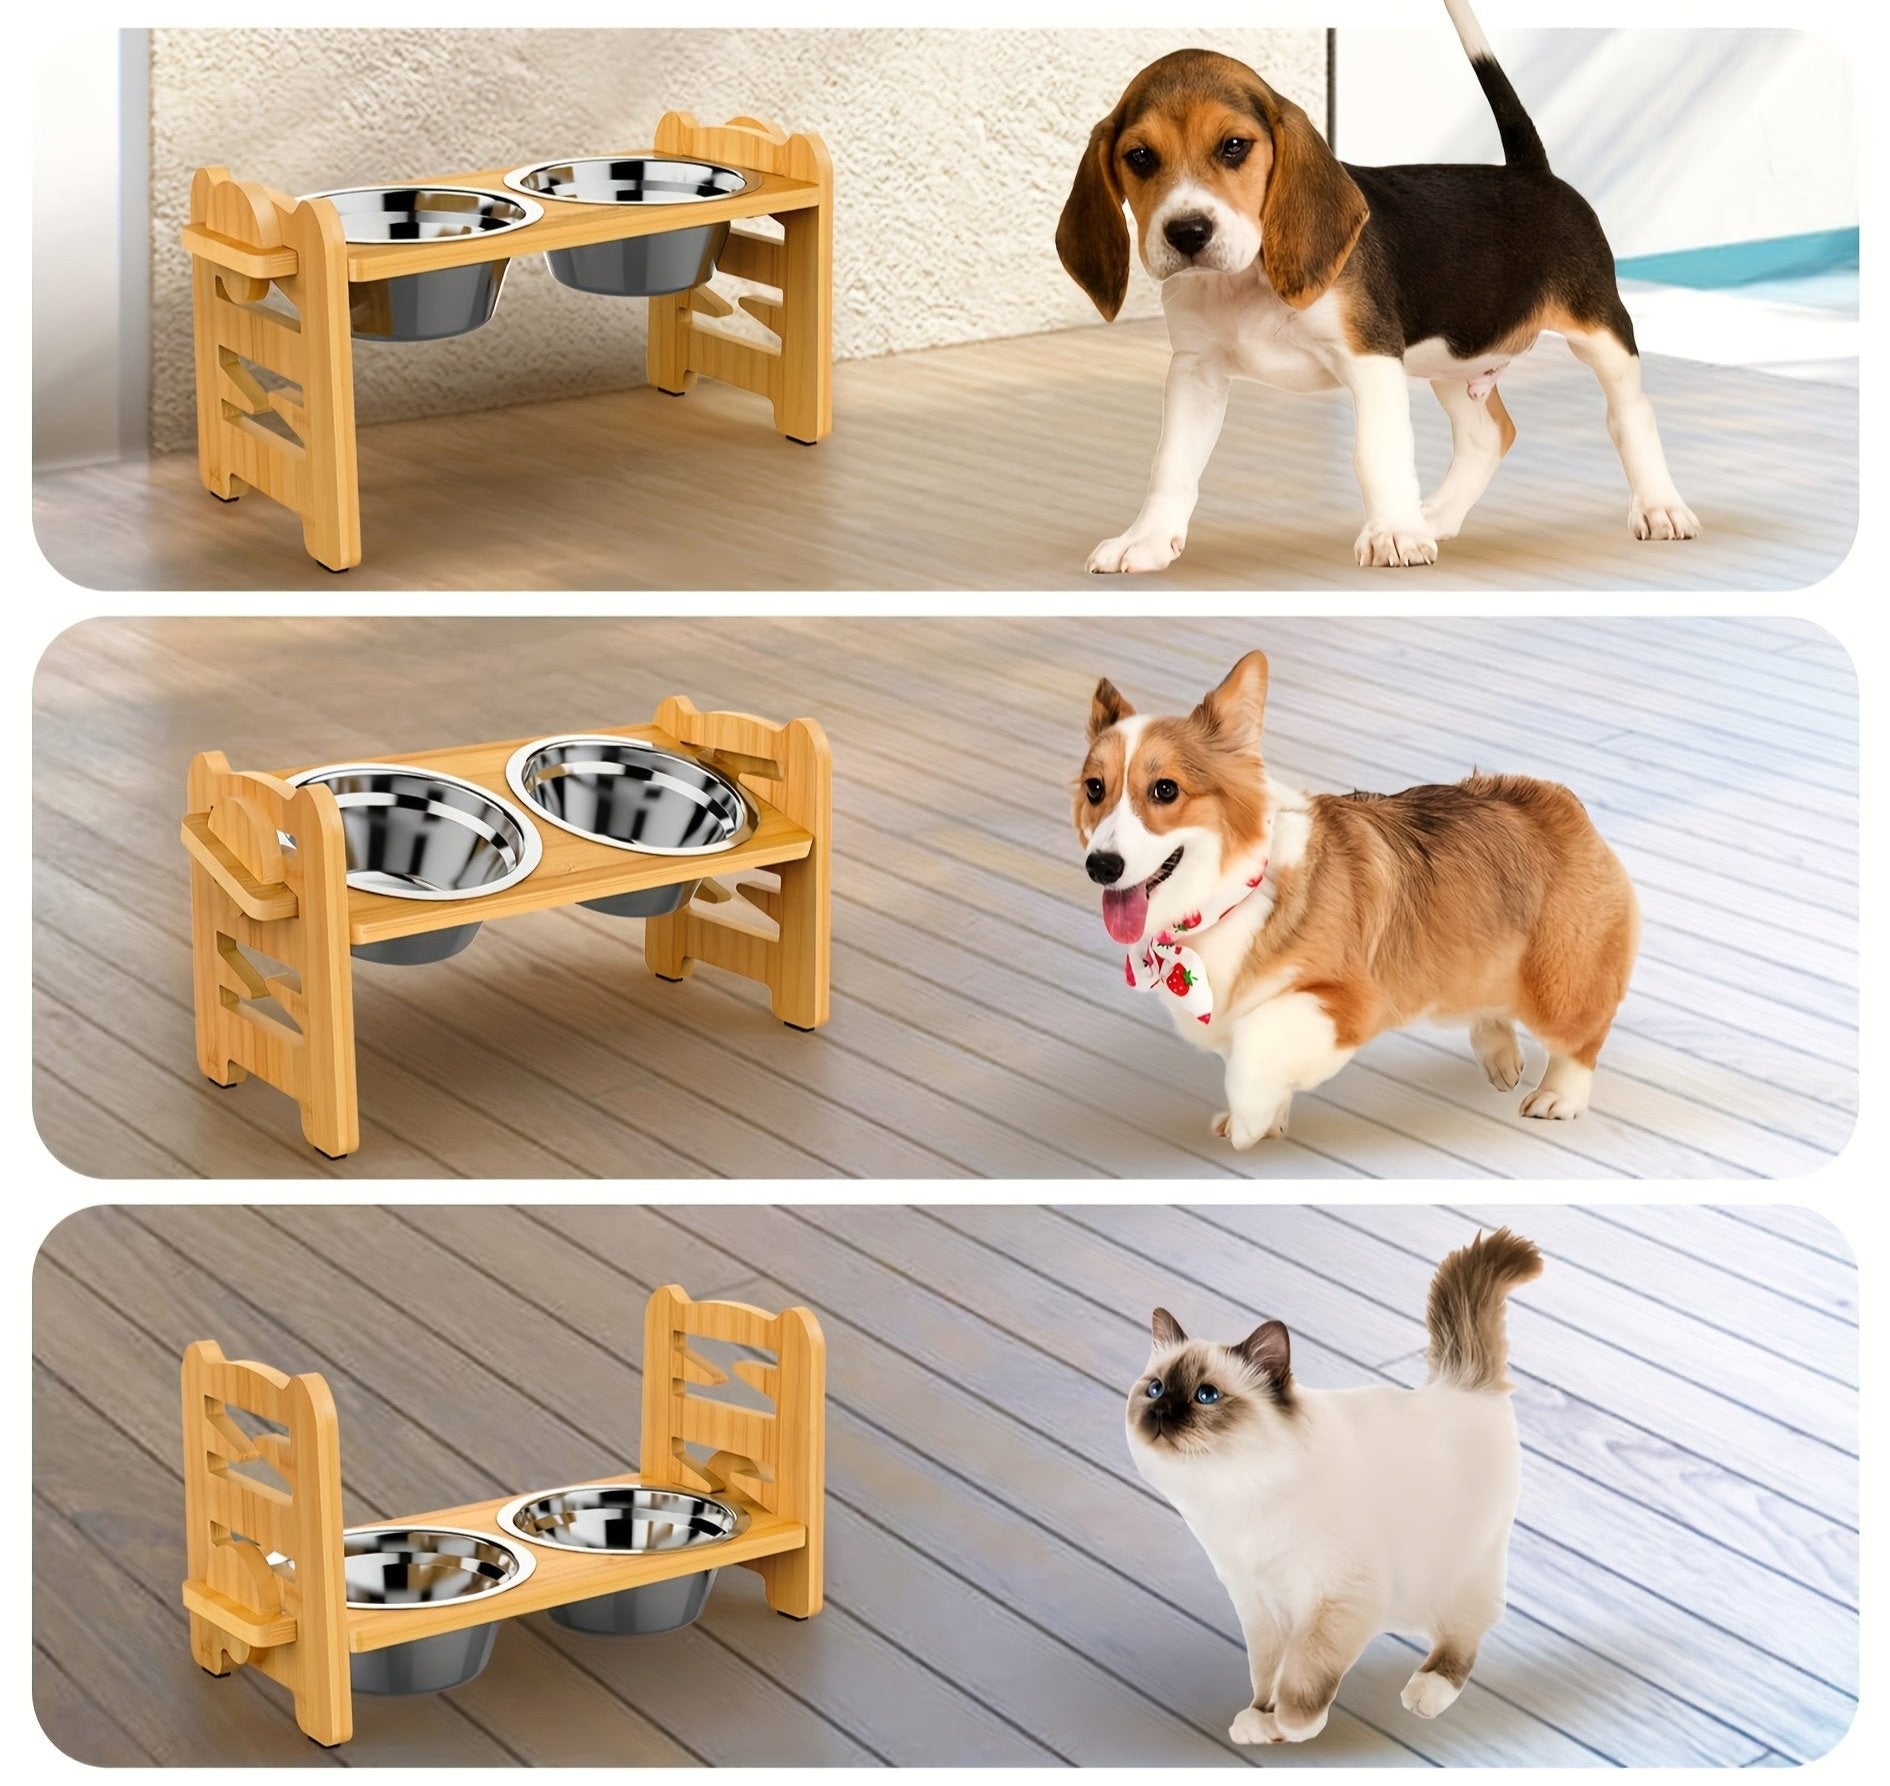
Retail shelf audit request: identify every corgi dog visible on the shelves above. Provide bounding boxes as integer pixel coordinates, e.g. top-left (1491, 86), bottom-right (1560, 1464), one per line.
top-left (1072, 650), bottom-right (1637, 1144)
top-left (1127, 1228), bottom-right (1543, 1743)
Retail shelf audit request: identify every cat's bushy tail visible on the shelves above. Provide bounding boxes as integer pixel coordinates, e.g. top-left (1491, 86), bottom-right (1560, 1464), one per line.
top-left (1425, 1227), bottom-right (1543, 1393)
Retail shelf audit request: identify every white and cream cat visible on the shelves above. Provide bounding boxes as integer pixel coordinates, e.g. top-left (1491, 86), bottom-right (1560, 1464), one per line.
top-left (1127, 1227), bottom-right (1542, 1743)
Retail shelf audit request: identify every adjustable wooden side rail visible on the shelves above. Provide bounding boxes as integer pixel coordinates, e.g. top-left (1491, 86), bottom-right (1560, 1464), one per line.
top-left (182, 696), bottom-right (833, 1157)
top-left (182, 110), bottom-right (834, 570)
top-left (181, 1286), bottom-right (826, 1747)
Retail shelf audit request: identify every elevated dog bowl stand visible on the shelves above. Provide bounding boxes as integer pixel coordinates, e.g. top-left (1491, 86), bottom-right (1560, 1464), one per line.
top-left (181, 1285), bottom-right (826, 1749)
top-left (181, 111), bottom-right (834, 570)
top-left (181, 696), bottom-right (832, 1158)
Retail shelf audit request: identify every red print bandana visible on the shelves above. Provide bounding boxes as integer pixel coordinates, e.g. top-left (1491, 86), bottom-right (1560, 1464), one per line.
top-left (1124, 856), bottom-right (1269, 1026)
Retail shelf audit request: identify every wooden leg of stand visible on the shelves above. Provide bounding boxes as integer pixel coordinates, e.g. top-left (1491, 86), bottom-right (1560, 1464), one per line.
top-left (775, 203), bottom-right (832, 444)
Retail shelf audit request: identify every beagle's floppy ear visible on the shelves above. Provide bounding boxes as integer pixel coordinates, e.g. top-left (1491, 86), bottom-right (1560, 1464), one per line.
top-left (1057, 114), bottom-right (1130, 320)
top-left (1253, 88), bottom-right (1368, 309)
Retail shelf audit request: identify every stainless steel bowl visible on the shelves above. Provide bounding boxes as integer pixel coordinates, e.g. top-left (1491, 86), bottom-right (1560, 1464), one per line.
top-left (276, 1525), bottom-right (534, 1694)
top-left (498, 1485), bottom-right (744, 1636)
top-left (289, 764), bottom-right (543, 964)
top-left (303, 186), bottom-right (542, 341)
top-left (504, 735), bottom-right (753, 918)
top-left (503, 158), bottom-right (749, 297)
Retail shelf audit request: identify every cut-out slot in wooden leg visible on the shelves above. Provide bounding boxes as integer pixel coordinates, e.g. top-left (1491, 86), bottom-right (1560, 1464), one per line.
top-left (185, 167), bottom-right (361, 571)
top-left (183, 751), bottom-right (360, 1155)
top-left (641, 698), bottom-right (831, 1028)
top-left (180, 1342), bottom-right (353, 1747)
top-left (639, 1285), bottom-right (826, 1621)
top-left (642, 114), bottom-right (832, 445)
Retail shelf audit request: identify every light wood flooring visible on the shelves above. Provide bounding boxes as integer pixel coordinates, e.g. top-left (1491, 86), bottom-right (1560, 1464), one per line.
top-left (31, 324), bottom-right (1855, 590)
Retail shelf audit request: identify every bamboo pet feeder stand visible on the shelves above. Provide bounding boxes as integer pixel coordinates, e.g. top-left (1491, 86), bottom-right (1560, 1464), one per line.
top-left (181, 1285), bottom-right (826, 1748)
top-left (182, 112), bottom-right (834, 571)
top-left (182, 696), bottom-right (832, 1158)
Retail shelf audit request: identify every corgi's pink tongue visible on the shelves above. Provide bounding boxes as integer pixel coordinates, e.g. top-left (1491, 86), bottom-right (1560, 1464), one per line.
top-left (1102, 882), bottom-right (1149, 944)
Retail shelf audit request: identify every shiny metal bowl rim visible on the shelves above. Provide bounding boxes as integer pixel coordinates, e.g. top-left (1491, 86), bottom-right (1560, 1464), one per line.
top-left (300, 184), bottom-right (545, 241)
top-left (503, 734), bottom-right (757, 858)
top-left (288, 761), bottom-right (545, 901)
top-left (501, 157), bottom-right (753, 206)
top-left (495, 1481), bottom-right (750, 1554)
top-left (270, 1522), bottom-right (537, 1610)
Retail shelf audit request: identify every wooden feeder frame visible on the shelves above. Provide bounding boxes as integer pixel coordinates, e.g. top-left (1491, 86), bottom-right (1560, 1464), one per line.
top-left (180, 111), bottom-right (834, 571)
top-left (181, 1285), bottom-right (826, 1748)
top-left (181, 696), bottom-right (832, 1158)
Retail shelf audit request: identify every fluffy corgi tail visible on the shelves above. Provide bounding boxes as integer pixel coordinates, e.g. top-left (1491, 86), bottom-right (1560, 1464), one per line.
top-left (1426, 1227), bottom-right (1543, 1392)
top-left (1442, 0), bottom-right (1551, 173)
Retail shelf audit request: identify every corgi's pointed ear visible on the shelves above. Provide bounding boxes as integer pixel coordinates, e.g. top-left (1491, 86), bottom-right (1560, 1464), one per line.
top-left (1252, 86), bottom-right (1368, 308)
top-left (1058, 113), bottom-right (1130, 320)
top-left (1090, 676), bottom-right (1135, 738)
top-left (1197, 650), bottom-right (1269, 747)
top-left (1151, 1307), bottom-right (1187, 1347)
top-left (1235, 1317), bottom-right (1291, 1384)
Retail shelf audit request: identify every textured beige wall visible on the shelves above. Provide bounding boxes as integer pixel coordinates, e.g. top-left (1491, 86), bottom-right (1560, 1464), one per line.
top-left (149, 28), bottom-right (1325, 451)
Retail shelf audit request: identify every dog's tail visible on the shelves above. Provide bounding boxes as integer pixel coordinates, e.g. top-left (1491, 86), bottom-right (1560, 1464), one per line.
top-left (1425, 1227), bottom-right (1543, 1393)
top-left (1442, 0), bottom-right (1551, 173)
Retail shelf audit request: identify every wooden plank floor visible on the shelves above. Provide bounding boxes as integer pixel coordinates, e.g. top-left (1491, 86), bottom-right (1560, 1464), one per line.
top-left (32, 616), bottom-right (1855, 1179)
top-left (32, 1202), bottom-right (1857, 1766)
top-left (31, 323), bottom-right (1854, 590)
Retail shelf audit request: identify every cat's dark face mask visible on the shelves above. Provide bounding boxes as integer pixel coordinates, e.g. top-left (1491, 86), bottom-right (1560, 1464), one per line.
top-left (1128, 1308), bottom-right (1294, 1454)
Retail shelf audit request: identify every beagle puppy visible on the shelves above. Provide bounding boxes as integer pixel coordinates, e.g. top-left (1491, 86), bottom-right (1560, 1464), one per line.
top-left (1056, 0), bottom-right (1700, 571)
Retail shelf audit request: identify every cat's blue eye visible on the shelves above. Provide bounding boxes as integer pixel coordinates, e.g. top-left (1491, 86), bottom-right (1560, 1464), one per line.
top-left (1146, 1378), bottom-right (1163, 1398)
top-left (1195, 1385), bottom-right (1221, 1404)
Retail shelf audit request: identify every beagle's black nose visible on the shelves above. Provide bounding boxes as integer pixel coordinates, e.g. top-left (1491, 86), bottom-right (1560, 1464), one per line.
top-left (1086, 851), bottom-right (1126, 885)
top-left (1163, 213), bottom-right (1215, 258)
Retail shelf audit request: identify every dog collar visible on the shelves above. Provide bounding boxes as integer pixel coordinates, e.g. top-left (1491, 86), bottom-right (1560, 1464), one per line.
top-left (1123, 857), bottom-right (1269, 1027)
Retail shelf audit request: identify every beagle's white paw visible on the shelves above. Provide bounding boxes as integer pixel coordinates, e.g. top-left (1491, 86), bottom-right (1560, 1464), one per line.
top-left (1229, 1706), bottom-right (1284, 1745)
top-left (1630, 496), bottom-right (1701, 541)
top-left (1354, 519), bottom-right (1439, 568)
top-left (1087, 526), bottom-right (1185, 574)
top-left (1419, 501), bottom-right (1469, 543)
